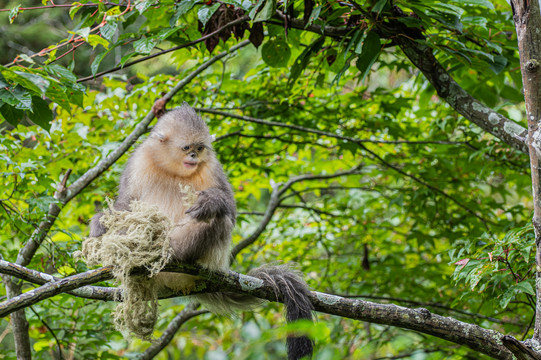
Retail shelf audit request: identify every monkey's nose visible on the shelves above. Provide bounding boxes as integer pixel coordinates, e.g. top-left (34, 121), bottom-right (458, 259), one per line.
top-left (189, 152), bottom-right (197, 158)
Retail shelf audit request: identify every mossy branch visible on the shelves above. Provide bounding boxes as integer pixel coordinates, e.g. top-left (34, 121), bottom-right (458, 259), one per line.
top-left (0, 260), bottom-right (532, 359)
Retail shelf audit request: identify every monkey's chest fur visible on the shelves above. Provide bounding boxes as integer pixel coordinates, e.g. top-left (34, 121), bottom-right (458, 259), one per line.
top-left (126, 152), bottom-right (232, 292)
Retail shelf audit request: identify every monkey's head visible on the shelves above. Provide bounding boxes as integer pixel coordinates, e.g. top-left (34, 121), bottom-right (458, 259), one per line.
top-left (147, 105), bottom-right (214, 177)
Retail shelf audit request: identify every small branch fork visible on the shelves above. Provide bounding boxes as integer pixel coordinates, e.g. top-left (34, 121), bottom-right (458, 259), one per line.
top-left (0, 260), bottom-right (530, 360)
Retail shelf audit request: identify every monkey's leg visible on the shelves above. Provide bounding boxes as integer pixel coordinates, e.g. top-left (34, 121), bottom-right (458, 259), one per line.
top-left (169, 217), bottom-right (232, 264)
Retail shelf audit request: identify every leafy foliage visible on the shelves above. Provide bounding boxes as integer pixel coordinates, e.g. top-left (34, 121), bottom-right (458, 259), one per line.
top-left (0, 0), bottom-right (535, 359)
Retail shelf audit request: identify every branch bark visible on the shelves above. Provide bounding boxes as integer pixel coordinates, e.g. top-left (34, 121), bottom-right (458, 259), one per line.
top-left (385, 20), bottom-right (528, 154)
top-left (0, 261), bottom-right (525, 359)
top-left (510, 0), bottom-right (541, 345)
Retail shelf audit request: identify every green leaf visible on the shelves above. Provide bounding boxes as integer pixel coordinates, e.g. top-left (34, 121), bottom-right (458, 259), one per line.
top-left (261, 39), bottom-right (291, 68)
top-left (44, 64), bottom-right (78, 83)
top-left (120, 52), bottom-right (137, 67)
top-left (69, 2), bottom-right (83, 19)
top-left (91, 51), bottom-right (109, 77)
top-left (253, 0), bottom-right (276, 22)
top-left (487, 55), bottom-right (507, 75)
top-left (345, 29), bottom-right (363, 57)
top-left (0, 103), bottom-right (24, 126)
top-left (451, 0), bottom-right (494, 10)
top-left (2, 69), bottom-right (51, 96)
top-left (9, 5), bottom-right (21, 24)
top-left (198, 3), bottom-right (221, 27)
top-left (170, 0), bottom-right (199, 26)
top-left (45, 82), bottom-right (71, 111)
top-left (135, 0), bottom-right (154, 14)
top-left (133, 37), bottom-right (158, 55)
top-left (307, 5), bottom-right (322, 26)
top-left (75, 27), bottom-right (91, 40)
top-left (101, 21), bottom-right (118, 41)
top-left (87, 35), bottom-right (109, 49)
top-left (515, 281), bottom-right (535, 296)
top-left (356, 31), bottom-right (381, 82)
top-left (288, 36), bottom-right (325, 88)
top-left (371, 0), bottom-right (387, 14)
top-left (0, 82), bottom-right (32, 110)
top-left (27, 97), bottom-right (52, 132)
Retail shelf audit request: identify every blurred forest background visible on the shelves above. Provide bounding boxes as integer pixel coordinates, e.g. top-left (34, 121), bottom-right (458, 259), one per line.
top-left (0, 0), bottom-right (537, 359)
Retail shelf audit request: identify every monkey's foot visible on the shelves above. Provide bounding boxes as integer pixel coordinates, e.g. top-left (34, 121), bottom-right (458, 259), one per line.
top-left (152, 97), bottom-right (167, 118)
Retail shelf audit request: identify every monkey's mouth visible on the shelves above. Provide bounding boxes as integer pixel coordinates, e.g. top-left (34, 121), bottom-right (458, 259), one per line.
top-left (183, 160), bottom-right (198, 169)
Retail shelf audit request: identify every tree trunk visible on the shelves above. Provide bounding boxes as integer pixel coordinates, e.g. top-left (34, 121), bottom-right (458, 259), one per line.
top-left (6, 280), bottom-right (32, 359)
top-left (511, 0), bottom-right (541, 342)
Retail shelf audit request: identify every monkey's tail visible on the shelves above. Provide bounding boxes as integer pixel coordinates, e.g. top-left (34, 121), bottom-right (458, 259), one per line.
top-left (194, 265), bottom-right (314, 360)
top-left (249, 265), bottom-right (314, 360)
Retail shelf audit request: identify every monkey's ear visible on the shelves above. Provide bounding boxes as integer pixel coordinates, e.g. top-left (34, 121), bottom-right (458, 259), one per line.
top-left (151, 132), bottom-right (166, 142)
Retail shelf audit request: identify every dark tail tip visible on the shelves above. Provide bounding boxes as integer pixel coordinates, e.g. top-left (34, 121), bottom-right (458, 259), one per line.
top-left (288, 336), bottom-right (313, 360)
top-left (249, 265), bottom-right (314, 360)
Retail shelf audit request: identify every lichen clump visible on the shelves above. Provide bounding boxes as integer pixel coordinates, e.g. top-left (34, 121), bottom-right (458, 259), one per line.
top-left (80, 199), bottom-right (174, 340)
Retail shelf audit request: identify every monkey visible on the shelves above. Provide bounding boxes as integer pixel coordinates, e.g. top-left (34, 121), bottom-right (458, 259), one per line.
top-left (89, 104), bottom-right (313, 360)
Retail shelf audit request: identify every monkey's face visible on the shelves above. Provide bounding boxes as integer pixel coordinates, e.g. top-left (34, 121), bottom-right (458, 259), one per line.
top-left (178, 142), bottom-right (209, 173)
top-left (148, 107), bottom-right (214, 178)
top-left (148, 131), bottom-right (213, 178)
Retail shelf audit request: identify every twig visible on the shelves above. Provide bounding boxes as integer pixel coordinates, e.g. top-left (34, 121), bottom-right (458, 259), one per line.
top-left (231, 163), bottom-right (363, 257)
top-left (138, 303), bottom-right (208, 359)
top-left (77, 17), bottom-right (250, 82)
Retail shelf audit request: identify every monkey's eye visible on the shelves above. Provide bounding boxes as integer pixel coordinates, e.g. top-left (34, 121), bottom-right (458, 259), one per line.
top-left (197, 146), bottom-right (203, 152)
top-left (182, 145), bottom-right (190, 151)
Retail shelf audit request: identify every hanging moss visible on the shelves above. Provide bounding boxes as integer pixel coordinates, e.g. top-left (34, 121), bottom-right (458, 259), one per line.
top-left (79, 199), bottom-right (175, 340)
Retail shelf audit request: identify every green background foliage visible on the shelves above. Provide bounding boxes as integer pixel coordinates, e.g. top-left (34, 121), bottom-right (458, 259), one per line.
top-left (0, 0), bottom-right (535, 359)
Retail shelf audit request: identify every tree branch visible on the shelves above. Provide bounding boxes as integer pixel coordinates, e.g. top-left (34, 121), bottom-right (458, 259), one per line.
top-left (138, 303), bottom-right (208, 360)
top-left (382, 15), bottom-right (528, 154)
top-left (231, 163), bottom-right (363, 257)
top-left (77, 17), bottom-right (250, 83)
top-left (510, 0), bottom-right (541, 346)
top-left (0, 266), bottom-right (114, 318)
top-left (0, 261), bottom-right (525, 359)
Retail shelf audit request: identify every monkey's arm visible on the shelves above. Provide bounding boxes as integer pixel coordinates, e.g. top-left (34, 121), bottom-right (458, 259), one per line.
top-left (185, 187), bottom-right (235, 222)
top-left (169, 218), bottom-right (232, 263)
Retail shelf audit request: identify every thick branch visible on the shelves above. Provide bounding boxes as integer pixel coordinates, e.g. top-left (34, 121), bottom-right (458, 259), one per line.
top-left (0, 260), bottom-right (119, 301)
top-left (388, 25), bottom-right (528, 154)
top-left (0, 262), bottom-right (521, 359)
top-left (0, 266), bottom-right (114, 317)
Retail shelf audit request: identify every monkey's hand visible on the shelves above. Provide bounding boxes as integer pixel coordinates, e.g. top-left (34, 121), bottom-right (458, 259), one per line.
top-left (185, 188), bottom-right (231, 222)
top-left (89, 212), bottom-right (107, 237)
